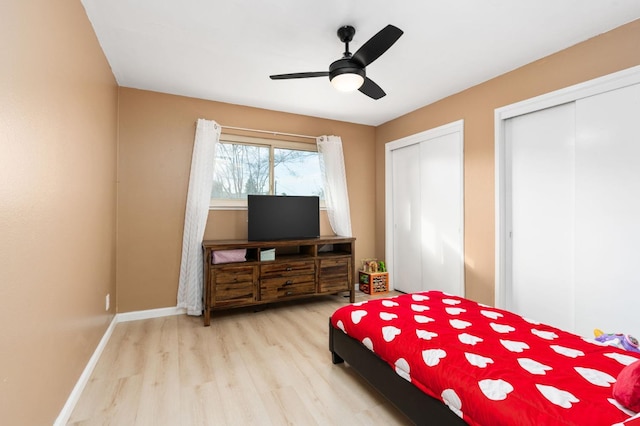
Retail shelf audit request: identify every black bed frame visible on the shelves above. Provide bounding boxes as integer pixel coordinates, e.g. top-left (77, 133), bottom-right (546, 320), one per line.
top-left (329, 321), bottom-right (468, 425)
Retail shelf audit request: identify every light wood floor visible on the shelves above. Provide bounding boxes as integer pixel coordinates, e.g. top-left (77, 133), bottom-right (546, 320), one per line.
top-left (68, 292), bottom-right (412, 425)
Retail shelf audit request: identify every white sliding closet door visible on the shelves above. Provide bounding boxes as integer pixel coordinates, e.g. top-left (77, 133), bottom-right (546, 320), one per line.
top-left (419, 132), bottom-right (463, 295)
top-left (505, 103), bottom-right (576, 332)
top-left (388, 122), bottom-right (464, 296)
top-left (573, 84), bottom-right (640, 337)
top-left (391, 143), bottom-right (423, 293)
top-left (502, 75), bottom-right (640, 337)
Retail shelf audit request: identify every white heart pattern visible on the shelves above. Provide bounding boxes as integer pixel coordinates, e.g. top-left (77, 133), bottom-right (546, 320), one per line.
top-left (414, 315), bottom-right (435, 324)
top-left (395, 358), bottom-right (411, 381)
top-left (550, 345), bottom-right (584, 358)
top-left (458, 333), bottom-right (483, 346)
top-left (336, 320), bottom-right (346, 332)
top-left (465, 353), bottom-right (494, 368)
top-left (479, 379), bottom-right (514, 401)
top-left (500, 339), bottom-right (530, 353)
top-left (604, 352), bottom-right (640, 366)
top-left (583, 337), bottom-right (607, 347)
top-left (536, 384), bottom-right (579, 408)
top-left (416, 329), bottom-right (438, 340)
top-left (490, 323), bottom-right (515, 334)
top-left (412, 294), bottom-right (430, 302)
top-left (351, 310), bottom-right (367, 324)
top-left (480, 310), bottom-right (503, 320)
top-left (362, 337), bottom-right (374, 351)
top-left (411, 304), bottom-right (430, 312)
top-left (352, 301), bottom-right (367, 306)
top-left (445, 307), bottom-right (467, 315)
top-left (524, 317), bottom-right (541, 325)
top-left (531, 329), bottom-right (558, 340)
top-left (442, 298), bottom-right (461, 305)
top-left (450, 319), bottom-right (472, 330)
top-left (608, 398), bottom-right (638, 416)
top-left (518, 358), bottom-right (552, 375)
top-left (422, 349), bottom-right (447, 367)
top-left (441, 389), bottom-right (463, 418)
top-left (381, 300), bottom-right (399, 308)
top-left (379, 312), bottom-right (398, 321)
top-left (574, 367), bottom-right (616, 387)
top-left (382, 326), bottom-right (402, 342)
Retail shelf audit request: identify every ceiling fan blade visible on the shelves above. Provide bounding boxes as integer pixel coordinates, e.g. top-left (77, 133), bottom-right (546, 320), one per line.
top-left (352, 25), bottom-right (403, 67)
top-left (270, 72), bottom-right (329, 80)
top-left (359, 77), bottom-right (386, 100)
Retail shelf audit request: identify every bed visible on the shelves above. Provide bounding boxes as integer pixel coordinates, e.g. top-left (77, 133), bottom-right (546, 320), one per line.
top-left (329, 290), bottom-right (640, 425)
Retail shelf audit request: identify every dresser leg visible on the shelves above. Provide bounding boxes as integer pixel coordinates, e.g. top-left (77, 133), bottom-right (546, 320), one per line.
top-left (204, 308), bottom-right (211, 326)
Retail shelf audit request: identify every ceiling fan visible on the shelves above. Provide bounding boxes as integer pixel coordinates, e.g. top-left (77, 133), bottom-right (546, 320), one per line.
top-left (269, 24), bottom-right (403, 100)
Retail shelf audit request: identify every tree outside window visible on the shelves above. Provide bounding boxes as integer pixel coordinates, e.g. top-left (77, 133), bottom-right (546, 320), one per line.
top-left (211, 136), bottom-right (323, 207)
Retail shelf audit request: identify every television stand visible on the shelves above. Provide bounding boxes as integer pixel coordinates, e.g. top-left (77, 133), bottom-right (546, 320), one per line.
top-left (201, 236), bottom-right (356, 326)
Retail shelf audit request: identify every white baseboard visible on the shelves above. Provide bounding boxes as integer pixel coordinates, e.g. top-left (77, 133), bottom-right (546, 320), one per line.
top-left (117, 306), bottom-right (187, 323)
top-left (53, 314), bottom-right (118, 426)
top-left (54, 305), bottom-right (187, 425)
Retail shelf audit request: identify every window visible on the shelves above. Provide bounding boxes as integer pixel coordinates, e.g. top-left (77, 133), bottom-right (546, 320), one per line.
top-left (211, 134), bottom-right (324, 208)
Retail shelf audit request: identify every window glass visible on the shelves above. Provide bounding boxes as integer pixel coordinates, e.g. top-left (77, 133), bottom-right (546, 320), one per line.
top-left (274, 148), bottom-right (323, 197)
top-left (212, 143), bottom-right (270, 200)
top-left (210, 135), bottom-right (323, 208)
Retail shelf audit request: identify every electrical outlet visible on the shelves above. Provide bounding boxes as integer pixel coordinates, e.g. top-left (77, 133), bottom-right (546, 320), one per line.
top-left (105, 294), bottom-right (110, 311)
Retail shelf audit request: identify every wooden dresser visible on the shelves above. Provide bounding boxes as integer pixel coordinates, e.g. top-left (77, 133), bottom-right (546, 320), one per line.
top-left (202, 236), bottom-right (355, 326)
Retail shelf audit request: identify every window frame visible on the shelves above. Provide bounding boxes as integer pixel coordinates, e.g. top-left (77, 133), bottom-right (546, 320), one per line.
top-left (210, 133), bottom-right (323, 210)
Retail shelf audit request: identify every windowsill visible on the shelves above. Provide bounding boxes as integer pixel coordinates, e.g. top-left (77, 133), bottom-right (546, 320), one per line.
top-left (209, 206), bottom-right (327, 211)
top-left (209, 206), bottom-right (247, 211)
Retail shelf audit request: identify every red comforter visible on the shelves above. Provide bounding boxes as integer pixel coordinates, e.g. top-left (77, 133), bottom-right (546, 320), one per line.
top-left (330, 291), bottom-right (639, 425)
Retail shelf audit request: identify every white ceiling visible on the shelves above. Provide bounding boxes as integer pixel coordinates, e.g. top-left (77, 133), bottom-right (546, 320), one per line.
top-left (81, 0), bottom-right (640, 126)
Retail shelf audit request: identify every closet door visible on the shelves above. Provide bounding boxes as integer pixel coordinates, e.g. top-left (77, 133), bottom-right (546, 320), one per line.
top-left (573, 84), bottom-right (640, 337)
top-left (390, 125), bottom-right (463, 296)
top-left (391, 143), bottom-right (422, 293)
top-left (419, 132), bottom-right (463, 296)
top-left (505, 103), bottom-right (576, 331)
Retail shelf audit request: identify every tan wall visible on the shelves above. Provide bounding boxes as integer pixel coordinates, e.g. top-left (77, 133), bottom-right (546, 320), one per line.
top-left (0, 1), bottom-right (118, 424)
top-left (375, 19), bottom-right (640, 306)
top-left (116, 88), bottom-right (375, 312)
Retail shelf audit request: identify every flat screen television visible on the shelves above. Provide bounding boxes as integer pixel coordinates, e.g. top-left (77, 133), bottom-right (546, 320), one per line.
top-left (247, 195), bottom-right (320, 241)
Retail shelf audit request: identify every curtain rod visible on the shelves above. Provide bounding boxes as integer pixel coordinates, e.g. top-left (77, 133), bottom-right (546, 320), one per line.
top-left (220, 124), bottom-right (319, 141)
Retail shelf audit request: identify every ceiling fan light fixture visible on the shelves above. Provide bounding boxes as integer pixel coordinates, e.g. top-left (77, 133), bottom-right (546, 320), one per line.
top-left (329, 60), bottom-right (365, 92)
top-left (330, 72), bottom-right (365, 92)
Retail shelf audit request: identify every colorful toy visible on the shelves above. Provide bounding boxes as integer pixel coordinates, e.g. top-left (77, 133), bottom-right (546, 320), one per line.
top-left (594, 329), bottom-right (640, 353)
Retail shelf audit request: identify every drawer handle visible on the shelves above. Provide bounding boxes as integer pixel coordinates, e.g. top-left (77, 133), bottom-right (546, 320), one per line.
top-left (285, 291), bottom-right (293, 295)
top-left (285, 280), bottom-right (293, 285)
top-left (286, 267), bottom-right (293, 271)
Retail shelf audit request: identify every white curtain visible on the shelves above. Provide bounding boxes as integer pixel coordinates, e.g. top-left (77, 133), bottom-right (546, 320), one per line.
top-left (316, 135), bottom-right (352, 237)
top-left (177, 118), bottom-right (221, 315)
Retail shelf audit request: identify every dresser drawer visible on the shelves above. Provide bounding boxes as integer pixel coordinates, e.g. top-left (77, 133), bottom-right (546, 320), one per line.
top-left (211, 265), bottom-right (257, 307)
top-left (213, 265), bottom-right (256, 284)
top-left (318, 258), bottom-right (351, 293)
top-left (260, 274), bottom-right (316, 301)
top-left (260, 260), bottom-right (315, 278)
